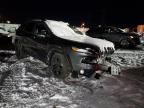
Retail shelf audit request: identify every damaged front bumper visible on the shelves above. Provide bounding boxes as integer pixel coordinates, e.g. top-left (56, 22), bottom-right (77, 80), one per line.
top-left (68, 47), bottom-right (120, 78)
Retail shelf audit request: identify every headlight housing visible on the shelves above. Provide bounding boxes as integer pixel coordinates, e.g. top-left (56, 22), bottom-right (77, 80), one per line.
top-left (72, 47), bottom-right (88, 53)
top-left (72, 47), bottom-right (100, 64)
top-left (72, 47), bottom-right (100, 56)
top-left (129, 36), bottom-right (134, 39)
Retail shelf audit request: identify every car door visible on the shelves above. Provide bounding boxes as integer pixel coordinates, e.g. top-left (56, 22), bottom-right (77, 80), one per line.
top-left (30, 22), bottom-right (52, 61)
top-left (32, 23), bottom-right (48, 47)
top-left (16, 21), bottom-right (38, 56)
top-left (17, 21), bottom-right (48, 59)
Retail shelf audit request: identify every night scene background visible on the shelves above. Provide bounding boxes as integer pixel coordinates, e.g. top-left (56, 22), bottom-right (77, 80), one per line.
top-left (0, 1), bottom-right (144, 108)
top-left (0, 0), bottom-right (144, 28)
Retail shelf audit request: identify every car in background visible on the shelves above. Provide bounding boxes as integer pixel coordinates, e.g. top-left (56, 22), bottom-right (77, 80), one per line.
top-left (0, 24), bottom-right (20, 50)
top-left (86, 25), bottom-right (141, 48)
top-left (13, 19), bottom-right (116, 79)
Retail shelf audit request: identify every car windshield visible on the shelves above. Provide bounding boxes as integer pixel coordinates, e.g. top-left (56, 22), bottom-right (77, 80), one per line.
top-left (107, 27), bottom-right (124, 33)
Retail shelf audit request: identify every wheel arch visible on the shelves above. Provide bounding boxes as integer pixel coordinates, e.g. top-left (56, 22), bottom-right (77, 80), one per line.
top-left (46, 46), bottom-right (73, 71)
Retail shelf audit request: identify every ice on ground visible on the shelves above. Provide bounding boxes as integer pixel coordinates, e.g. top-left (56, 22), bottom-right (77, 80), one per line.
top-left (0, 56), bottom-right (102, 107)
top-left (111, 49), bottom-right (144, 69)
top-left (50, 94), bottom-right (71, 102)
top-left (1, 49), bottom-right (144, 107)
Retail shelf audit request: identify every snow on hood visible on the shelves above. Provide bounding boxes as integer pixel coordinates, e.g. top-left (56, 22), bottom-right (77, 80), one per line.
top-left (45, 20), bottom-right (115, 52)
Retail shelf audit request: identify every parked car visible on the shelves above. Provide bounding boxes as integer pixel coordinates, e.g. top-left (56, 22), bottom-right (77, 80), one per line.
top-left (86, 25), bottom-right (141, 48)
top-left (13, 19), bottom-right (115, 79)
top-left (0, 24), bottom-right (20, 50)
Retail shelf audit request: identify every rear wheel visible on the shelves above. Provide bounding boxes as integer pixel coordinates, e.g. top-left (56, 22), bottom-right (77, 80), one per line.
top-left (50, 53), bottom-right (72, 79)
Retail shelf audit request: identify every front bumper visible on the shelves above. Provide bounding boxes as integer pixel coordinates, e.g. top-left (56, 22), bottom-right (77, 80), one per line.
top-left (68, 47), bottom-right (120, 78)
top-left (68, 49), bottom-right (109, 77)
top-left (68, 49), bottom-right (98, 77)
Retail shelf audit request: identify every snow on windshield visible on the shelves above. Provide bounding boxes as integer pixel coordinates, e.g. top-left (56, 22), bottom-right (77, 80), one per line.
top-left (45, 20), bottom-right (115, 52)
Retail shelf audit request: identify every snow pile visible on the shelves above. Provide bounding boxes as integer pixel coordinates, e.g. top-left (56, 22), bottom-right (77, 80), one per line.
top-left (1, 49), bottom-right (144, 107)
top-left (46, 20), bottom-right (115, 52)
top-left (111, 49), bottom-right (144, 69)
top-left (0, 29), bottom-right (9, 35)
top-left (0, 56), bottom-right (102, 108)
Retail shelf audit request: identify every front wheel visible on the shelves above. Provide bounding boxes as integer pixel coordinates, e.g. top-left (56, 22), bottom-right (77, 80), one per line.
top-left (120, 39), bottom-right (130, 48)
top-left (50, 53), bottom-right (72, 79)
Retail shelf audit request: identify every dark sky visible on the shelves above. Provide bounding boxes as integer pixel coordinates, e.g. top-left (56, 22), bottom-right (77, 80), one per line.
top-left (0, 0), bottom-right (144, 27)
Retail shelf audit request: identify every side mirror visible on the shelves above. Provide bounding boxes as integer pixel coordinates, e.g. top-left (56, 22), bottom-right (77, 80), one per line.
top-left (41, 30), bottom-right (47, 35)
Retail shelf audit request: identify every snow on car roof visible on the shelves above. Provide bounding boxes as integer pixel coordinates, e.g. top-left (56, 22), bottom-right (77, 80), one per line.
top-left (0, 28), bottom-right (9, 35)
top-left (45, 20), bottom-right (115, 52)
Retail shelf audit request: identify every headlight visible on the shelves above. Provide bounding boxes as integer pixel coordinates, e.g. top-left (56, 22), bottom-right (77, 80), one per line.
top-left (129, 36), bottom-right (134, 39)
top-left (72, 47), bottom-right (97, 56)
top-left (72, 46), bottom-right (101, 58)
top-left (72, 47), bottom-right (89, 53)
top-left (72, 47), bottom-right (80, 52)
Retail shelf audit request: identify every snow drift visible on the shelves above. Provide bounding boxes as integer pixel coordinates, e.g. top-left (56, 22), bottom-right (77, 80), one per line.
top-left (1, 49), bottom-right (144, 107)
top-left (0, 56), bottom-right (102, 108)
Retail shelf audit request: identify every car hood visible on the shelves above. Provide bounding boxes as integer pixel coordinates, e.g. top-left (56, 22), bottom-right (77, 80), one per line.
top-left (45, 20), bottom-right (115, 53)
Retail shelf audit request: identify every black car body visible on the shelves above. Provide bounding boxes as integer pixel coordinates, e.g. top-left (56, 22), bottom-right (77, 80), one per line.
top-left (87, 25), bottom-right (141, 48)
top-left (14, 19), bottom-right (115, 79)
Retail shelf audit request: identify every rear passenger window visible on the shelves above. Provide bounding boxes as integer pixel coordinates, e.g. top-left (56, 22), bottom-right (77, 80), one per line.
top-left (34, 24), bottom-right (47, 35)
top-left (24, 22), bottom-right (35, 33)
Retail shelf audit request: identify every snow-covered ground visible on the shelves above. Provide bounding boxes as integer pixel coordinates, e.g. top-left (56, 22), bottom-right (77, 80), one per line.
top-left (112, 49), bottom-right (144, 69)
top-left (0, 49), bottom-right (144, 108)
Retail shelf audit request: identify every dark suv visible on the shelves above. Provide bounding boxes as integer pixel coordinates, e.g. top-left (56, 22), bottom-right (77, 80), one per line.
top-left (14, 19), bottom-right (115, 79)
top-left (87, 25), bottom-right (141, 48)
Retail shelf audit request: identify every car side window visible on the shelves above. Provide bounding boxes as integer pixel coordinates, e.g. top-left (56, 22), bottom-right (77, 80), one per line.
top-left (34, 24), bottom-right (48, 37)
top-left (24, 22), bottom-right (35, 33)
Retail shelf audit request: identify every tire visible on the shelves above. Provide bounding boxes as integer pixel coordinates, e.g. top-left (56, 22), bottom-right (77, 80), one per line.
top-left (50, 52), bottom-right (72, 79)
top-left (130, 40), bottom-right (136, 47)
top-left (15, 40), bottom-right (26, 59)
top-left (120, 39), bottom-right (130, 48)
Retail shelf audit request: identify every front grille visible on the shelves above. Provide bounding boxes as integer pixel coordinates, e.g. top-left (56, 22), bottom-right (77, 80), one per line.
top-left (81, 56), bottom-right (98, 64)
